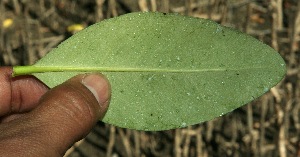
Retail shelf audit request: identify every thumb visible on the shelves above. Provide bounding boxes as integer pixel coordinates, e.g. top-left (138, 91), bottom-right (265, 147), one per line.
top-left (0, 73), bottom-right (111, 156)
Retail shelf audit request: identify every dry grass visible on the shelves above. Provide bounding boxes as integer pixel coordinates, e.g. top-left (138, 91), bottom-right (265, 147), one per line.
top-left (0, 0), bottom-right (299, 156)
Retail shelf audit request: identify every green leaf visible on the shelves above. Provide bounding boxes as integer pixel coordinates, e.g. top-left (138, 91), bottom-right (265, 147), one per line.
top-left (13, 12), bottom-right (286, 131)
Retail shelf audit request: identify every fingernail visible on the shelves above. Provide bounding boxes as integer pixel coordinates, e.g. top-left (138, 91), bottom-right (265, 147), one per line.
top-left (81, 74), bottom-right (110, 106)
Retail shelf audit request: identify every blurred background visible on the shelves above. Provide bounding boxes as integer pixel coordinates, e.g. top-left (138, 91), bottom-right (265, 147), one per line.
top-left (0, 0), bottom-right (299, 156)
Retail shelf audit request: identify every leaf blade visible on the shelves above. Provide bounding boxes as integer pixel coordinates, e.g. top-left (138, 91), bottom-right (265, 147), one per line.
top-left (15, 12), bottom-right (286, 130)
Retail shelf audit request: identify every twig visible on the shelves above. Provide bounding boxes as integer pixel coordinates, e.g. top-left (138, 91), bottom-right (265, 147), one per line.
top-left (259, 97), bottom-right (268, 156)
top-left (118, 128), bottom-right (133, 157)
top-left (138, 0), bottom-right (149, 12)
top-left (133, 130), bottom-right (141, 157)
top-left (106, 126), bottom-right (116, 157)
top-left (64, 139), bottom-right (84, 157)
top-left (108, 0), bottom-right (118, 18)
top-left (275, 103), bottom-right (286, 157)
top-left (151, 0), bottom-right (157, 12)
top-left (161, 0), bottom-right (169, 13)
top-left (196, 126), bottom-right (203, 157)
top-left (290, 1), bottom-right (300, 66)
top-left (95, 0), bottom-right (105, 22)
top-left (175, 129), bottom-right (182, 157)
top-left (183, 126), bottom-right (192, 157)
top-left (270, 0), bottom-right (282, 51)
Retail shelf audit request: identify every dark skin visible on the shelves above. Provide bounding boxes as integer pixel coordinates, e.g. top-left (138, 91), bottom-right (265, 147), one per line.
top-left (0, 67), bottom-right (111, 156)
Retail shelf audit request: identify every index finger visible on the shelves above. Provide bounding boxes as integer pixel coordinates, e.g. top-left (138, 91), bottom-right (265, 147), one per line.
top-left (0, 67), bottom-right (49, 116)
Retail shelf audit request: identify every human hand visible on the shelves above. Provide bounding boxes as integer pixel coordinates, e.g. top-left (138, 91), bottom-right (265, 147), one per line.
top-left (0, 67), bottom-right (111, 156)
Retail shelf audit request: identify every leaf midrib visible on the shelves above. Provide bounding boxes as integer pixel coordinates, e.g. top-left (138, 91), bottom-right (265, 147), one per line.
top-left (13, 65), bottom-right (276, 76)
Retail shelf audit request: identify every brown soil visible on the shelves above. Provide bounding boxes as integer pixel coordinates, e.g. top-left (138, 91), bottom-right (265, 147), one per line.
top-left (1, 0), bottom-right (299, 157)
